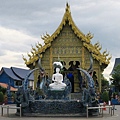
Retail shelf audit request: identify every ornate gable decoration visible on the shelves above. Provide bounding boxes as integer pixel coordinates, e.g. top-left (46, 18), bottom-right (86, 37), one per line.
top-left (23, 3), bottom-right (111, 67)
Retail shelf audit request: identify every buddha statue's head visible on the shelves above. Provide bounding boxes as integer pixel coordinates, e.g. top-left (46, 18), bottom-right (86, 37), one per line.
top-left (53, 62), bottom-right (63, 70)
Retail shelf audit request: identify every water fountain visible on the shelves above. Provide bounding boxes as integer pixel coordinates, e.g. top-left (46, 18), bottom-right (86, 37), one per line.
top-left (15, 55), bottom-right (98, 116)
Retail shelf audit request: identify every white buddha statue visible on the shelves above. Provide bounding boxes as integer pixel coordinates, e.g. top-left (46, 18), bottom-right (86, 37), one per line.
top-left (49, 62), bottom-right (66, 90)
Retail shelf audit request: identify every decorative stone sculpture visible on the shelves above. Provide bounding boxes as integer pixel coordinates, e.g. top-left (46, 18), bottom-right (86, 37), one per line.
top-left (15, 56), bottom-right (98, 116)
top-left (49, 62), bottom-right (66, 90)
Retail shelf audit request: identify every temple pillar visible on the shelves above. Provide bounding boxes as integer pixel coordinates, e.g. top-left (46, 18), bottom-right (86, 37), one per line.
top-left (81, 47), bottom-right (85, 69)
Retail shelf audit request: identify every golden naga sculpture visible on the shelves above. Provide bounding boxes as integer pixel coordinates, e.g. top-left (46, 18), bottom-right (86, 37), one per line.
top-left (35, 44), bottom-right (39, 49)
top-left (41, 32), bottom-right (51, 44)
top-left (31, 50), bottom-right (35, 57)
top-left (22, 54), bottom-right (27, 63)
top-left (107, 55), bottom-right (112, 63)
top-left (97, 45), bottom-right (102, 51)
top-left (46, 32), bottom-right (50, 37)
top-left (43, 32), bottom-right (50, 38)
top-left (102, 49), bottom-right (107, 56)
top-left (31, 45), bottom-right (37, 52)
top-left (35, 42), bottom-right (42, 49)
top-left (31, 46), bottom-right (38, 56)
top-left (94, 42), bottom-right (99, 48)
top-left (105, 51), bottom-right (109, 57)
top-left (94, 42), bottom-right (102, 51)
top-left (86, 32), bottom-right (94, 40)
top-left (41, 35), bottom-right (46, 40)
top-left (83, 42), bottom-right (99, 55)
top-left (27, 53), bottom-right (32, 60)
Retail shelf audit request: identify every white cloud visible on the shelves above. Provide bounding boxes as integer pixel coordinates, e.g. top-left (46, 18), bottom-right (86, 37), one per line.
top-left (0, 26), bottom-right (43, 69)
top-left (0, 0), bottom-right (120, 80)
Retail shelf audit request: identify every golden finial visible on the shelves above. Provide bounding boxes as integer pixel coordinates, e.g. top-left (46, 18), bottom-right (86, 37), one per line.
top-left (66, 2), bottom-right (70, 13)
top-left (22, 54), bottom-right (27, 63)
top-left (98, 44), bottom-right (102, 51)
top-left (38, 42), bottom-right (42, 47)
top-left (86, 32), bottom-right (94, 40)
top-left (31, 50), bottom-right (35, 56)
top-left (102, 49), bottom-right (107, 55)
top-left (36, 43), bottom-right (39, 49)
top-left (94, 42), bottom-right (102, 51)
top-left (105, 51), bottom-right (109, 56)
top-left (95, 42), bottom-right (100, 48)
top-left (46, 32), bottom-right (50, 37)
top-left (44, 35), bottom-right (48, 39)
top-left (27, 53), bottom-right (32, 59)
top-left (94, 42), bottom-right (99, 47)
top-left (106, 55), bottom-right (112, 63)
top-left (41, 35), bottom-right (46, 40)
top-left (31, 45), bottom-right (36, 52)
top-left (108, 55), bottom-right (112, 60)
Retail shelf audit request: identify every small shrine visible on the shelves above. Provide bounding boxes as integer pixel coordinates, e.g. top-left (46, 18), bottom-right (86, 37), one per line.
top-left (23, 3), bottom-right (111, 92)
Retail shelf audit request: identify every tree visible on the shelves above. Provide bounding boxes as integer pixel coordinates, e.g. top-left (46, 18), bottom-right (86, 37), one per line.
top-left (101, 91), bottom-right (109, 103)
top-left (101, 74), bottom-right (109, 90)
top-left (111, 64), bottom-right (120, 91)
top-left (0, 86), bottom-right (7, 94)
top-left (0, 92), bottom-right (4, 103)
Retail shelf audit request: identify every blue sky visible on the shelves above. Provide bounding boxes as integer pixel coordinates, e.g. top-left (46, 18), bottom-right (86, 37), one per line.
top-left (0, 0), bottom-right (120, 80)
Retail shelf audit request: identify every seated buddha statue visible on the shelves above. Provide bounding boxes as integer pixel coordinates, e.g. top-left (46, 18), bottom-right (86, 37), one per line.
top-left (49, 62), bottom-right (66, 90)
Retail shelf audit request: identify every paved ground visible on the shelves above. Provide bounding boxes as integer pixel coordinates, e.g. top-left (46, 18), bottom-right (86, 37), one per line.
top-left (0, 104), bottom-right (120, 120)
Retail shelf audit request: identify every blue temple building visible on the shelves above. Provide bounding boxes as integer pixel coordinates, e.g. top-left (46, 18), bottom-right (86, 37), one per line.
top-left (0, 67), bottom-right (34, 91)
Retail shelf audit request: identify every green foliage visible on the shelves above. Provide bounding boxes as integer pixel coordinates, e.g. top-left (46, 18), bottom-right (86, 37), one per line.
top-left (101, 74), bottom-right (109, 90)
top-left (11, 92), bottom-right (15, 98)
top-left (0, 86), bottom-right (7, 94)
top-left (112, 64), bottom-right (120, 79)
top-left (0, 92), bottom-right (4, 103)
top-left (0, 86), bottom-right (2, 91)
top-left (102, 79), bottom-right (109, 87)
top-left (112, 64), bottom-right (120, 91)
top-left (1, 88), bottom-right (6, 94)
top-left (101, 91), bottom-right (109, 103)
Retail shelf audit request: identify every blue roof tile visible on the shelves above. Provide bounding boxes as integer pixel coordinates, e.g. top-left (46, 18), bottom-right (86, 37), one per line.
top-left (2, 67), bottom-right (21, 80)
top-left (11, 67), bottom-right (34, 80)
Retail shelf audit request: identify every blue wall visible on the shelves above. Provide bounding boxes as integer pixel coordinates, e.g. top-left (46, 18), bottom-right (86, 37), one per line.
top-left (0, 72), bottom-right (15, 87)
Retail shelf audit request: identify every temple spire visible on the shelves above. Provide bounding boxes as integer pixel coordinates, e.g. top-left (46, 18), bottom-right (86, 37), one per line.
top-left (66, 2), bottom-right (70, 13)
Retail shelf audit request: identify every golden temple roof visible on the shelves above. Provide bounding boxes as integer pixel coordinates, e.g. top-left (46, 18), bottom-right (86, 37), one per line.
top-left (23, 3), bottom-right (111, 67)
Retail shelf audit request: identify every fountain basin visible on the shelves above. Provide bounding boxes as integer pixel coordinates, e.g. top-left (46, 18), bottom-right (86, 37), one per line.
top-left (21, 100), bottom-right (86, 116)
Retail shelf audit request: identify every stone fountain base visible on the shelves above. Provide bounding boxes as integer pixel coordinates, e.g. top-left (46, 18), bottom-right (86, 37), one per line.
top-left (17, 99), bottom-right (98, 117)
top-left (21, 100), bottom-right (85, 116)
